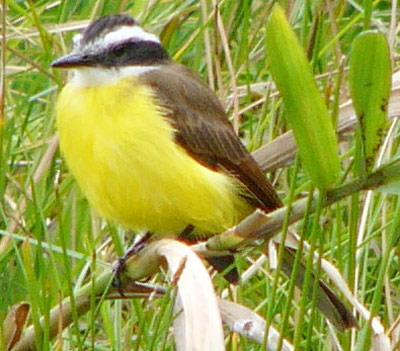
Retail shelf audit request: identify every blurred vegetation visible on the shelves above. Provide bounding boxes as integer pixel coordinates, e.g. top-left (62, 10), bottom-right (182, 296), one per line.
top-left (1, 0), bottom-right (400, 350)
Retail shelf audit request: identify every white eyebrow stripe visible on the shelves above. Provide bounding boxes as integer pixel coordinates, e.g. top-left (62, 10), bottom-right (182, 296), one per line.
top-left (72, 33), bottom-right (83, 49)
top-left (104, 25), bottom-right (160, 45)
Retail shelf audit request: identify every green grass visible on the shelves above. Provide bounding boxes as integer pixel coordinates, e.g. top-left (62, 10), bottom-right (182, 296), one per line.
top-left (2, 0), bottom-right (400, 350)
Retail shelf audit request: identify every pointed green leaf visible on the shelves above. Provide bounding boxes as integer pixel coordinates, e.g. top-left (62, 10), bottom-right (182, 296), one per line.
top-left (349, 31), bottom-right (391, 172)
top-left (266, 5), bottom-right (340, 190)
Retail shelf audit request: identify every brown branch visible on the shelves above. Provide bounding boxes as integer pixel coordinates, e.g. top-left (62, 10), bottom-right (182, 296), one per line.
top-left (252, 85), bottom-right (400, 173)
top-left (206, 157), bottom-right (397, 250)
top-left (9, 156), bottom-right (400, 350)
top-left (10, 269), bottom-right (165, 351)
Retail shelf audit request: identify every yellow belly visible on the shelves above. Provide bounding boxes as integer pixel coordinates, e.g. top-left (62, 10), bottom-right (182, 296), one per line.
top-left (56, 77), bottom-right (252, 236)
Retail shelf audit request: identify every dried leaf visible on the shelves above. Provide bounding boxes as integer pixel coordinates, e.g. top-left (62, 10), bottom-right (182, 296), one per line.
top-left (125, 239), bottom-right (225, 351)
top-left (253, 74), bottom-right (400, 174)
top-left (219, 299), bottom-right (293, 351)
top-left (4, 302), bottom-right (30, 350)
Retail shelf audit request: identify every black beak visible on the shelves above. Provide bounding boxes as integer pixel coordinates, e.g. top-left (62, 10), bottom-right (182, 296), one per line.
top-left (51, 53), bottom-right (93, 68)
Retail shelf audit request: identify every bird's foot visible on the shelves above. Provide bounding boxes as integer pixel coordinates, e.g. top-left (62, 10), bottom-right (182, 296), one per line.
top-left (112, 232), bottom-right (152, 297)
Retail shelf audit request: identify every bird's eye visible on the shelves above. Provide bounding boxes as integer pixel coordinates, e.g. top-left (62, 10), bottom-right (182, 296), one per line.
top-left (113, 46), bottom-right (125, 58)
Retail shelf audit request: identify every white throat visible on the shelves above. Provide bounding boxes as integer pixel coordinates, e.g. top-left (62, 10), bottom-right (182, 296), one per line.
top-left (70, 66), bottom-right (158, 87)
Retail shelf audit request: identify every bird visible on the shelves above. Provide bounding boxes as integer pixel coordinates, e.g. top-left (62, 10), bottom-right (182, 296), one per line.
top-left (51, 14), bottom-right (355, 330)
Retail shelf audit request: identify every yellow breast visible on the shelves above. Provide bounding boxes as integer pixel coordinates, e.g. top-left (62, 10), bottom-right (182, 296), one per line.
top-left (56, 76), bottom-right (252, 236)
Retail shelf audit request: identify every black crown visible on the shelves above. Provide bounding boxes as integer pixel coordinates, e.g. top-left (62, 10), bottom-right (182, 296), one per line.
top-left (82, 14), bottom-right (137, 44)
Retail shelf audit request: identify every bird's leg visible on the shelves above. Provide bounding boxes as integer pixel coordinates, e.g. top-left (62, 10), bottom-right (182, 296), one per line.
top-left (113, 225), bottom-right (194, 295)
top-left (178, 224), bottom-right (239, 283)
top-left (113, 231), bottom-right (153, 296)
top-left (178, 224), bottom-right (195, 241)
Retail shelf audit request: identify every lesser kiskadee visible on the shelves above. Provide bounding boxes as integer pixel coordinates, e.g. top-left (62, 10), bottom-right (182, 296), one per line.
top-left (52, 14), bottom-right (355, 330)
top-left (52, 14), bottom-right (281, 243)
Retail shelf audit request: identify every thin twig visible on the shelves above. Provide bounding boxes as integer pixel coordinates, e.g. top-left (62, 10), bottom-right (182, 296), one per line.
top-left (200, 0), bottom-right (214, 90)
top-left (205, 158), bottom-right (399, 250)
top-left (6, 45), bottom-right (55, 81)
top-left (0, 135), bottom-right (59, 253)
top-left (212, 1), bottom-right (240, 133)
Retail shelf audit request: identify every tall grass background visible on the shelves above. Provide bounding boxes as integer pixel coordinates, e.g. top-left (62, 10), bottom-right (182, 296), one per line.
top-left (1, 0), bottom-right (400, 350)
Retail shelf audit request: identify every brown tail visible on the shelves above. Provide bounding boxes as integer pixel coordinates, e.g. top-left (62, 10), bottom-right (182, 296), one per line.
top-left (281, 247), bottom-right (358, 331)
top-left (206, 255), bottom-right (239, 284)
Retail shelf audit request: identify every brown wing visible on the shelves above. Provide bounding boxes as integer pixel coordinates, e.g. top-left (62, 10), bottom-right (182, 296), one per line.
top-left (139, 63), bottom-right (282, 212)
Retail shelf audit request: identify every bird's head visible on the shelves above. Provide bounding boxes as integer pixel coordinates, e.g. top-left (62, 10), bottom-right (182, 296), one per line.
top-left (51, 14), bottom-right (169, 85)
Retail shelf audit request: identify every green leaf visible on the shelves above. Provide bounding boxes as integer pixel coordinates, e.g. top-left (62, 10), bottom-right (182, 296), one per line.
top-left (266, 5), bottom-right (340, 190)
top-left (349, 30), bottom-right (391, 172)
